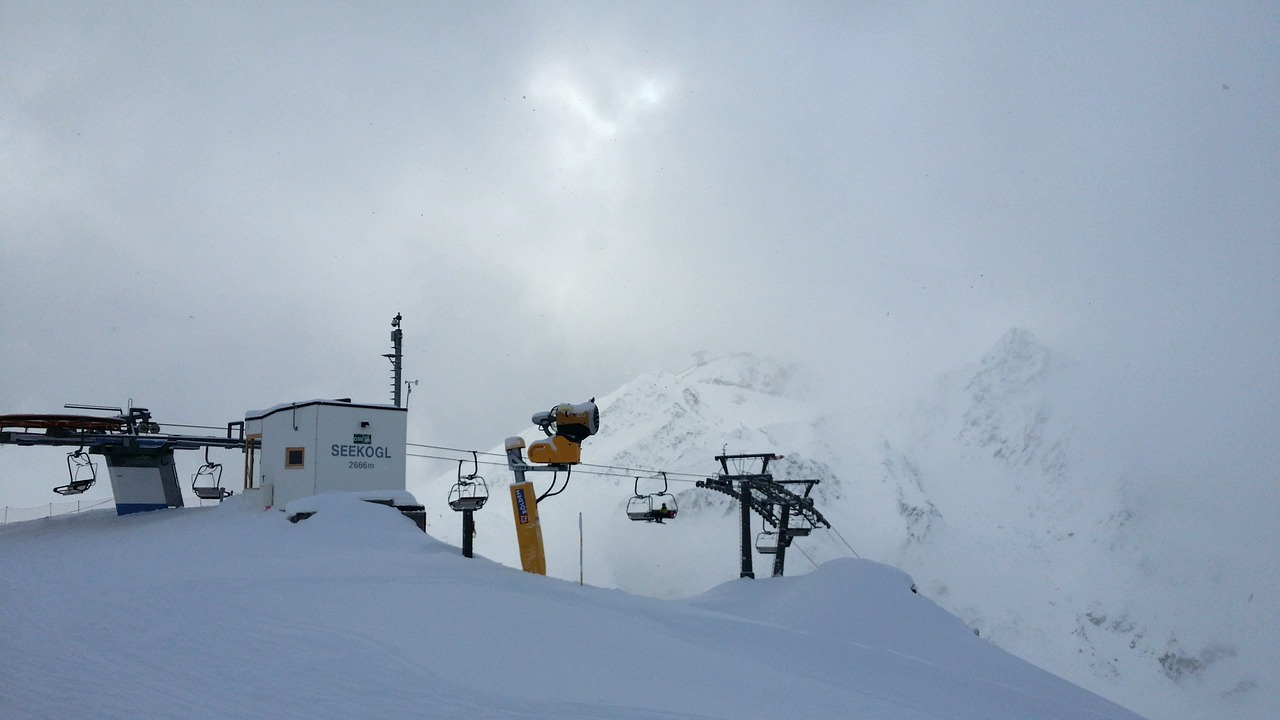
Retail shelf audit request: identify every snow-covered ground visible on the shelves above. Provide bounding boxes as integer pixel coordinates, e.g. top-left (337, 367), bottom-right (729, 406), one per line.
top-left (0, 493), bottom-right (1142, 719)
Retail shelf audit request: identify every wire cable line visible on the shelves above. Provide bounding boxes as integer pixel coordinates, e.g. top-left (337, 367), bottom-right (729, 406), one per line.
top-left (405, 441), bottom-right (711, 484)
top-left (407, 441), bottom-right (865, 560)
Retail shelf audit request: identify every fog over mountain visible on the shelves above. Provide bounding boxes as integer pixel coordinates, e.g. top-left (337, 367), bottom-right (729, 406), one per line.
top-left (415, 328), bottom-right (1278, 720)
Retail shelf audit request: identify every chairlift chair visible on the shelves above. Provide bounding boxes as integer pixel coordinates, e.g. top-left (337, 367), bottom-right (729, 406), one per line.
top-left (54, 448), bottom-right (96, 496)
top-left (625, 474), bottom-right (677, 523)
top-left (755, 530), bottom-right (781, 555)
top-left (449, 453), bottom-right (489, 512)
top-left (625, 494), bottom-right (659, 521)
top-left (787, 514), bottom-right (814, 538)
top-left (192, 449), bottom-right (232, 501)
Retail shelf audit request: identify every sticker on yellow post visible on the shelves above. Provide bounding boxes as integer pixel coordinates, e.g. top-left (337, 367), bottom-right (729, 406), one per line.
top-left (509, 481), bottom-right (547, 575)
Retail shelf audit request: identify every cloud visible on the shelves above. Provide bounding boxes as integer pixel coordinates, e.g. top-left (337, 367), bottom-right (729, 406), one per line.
top-left (1, 3), bottom-right (1276, 510)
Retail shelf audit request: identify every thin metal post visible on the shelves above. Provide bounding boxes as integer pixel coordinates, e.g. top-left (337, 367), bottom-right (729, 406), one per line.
top-left (739, 480), bottom-right (754, 579)
top-left (772, 504), bottom-right (790, 578)
top-left (462, 509), bottom-right (475, 558)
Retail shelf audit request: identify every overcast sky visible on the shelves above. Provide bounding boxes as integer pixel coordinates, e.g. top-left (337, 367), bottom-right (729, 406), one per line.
top-left (2, 2), bottom-right (1276, 507)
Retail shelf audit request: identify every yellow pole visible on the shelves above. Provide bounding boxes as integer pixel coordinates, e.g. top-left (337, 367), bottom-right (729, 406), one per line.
top-left (509, 481), bottom-right (547, 575)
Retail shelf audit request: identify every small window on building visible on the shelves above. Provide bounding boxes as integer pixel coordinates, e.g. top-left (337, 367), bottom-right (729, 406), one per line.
top-left (285, 447), bottom-right (305, 468)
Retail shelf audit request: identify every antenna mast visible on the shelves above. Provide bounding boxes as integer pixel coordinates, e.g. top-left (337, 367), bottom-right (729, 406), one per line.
top-left (384, 313), bottom-right (403, 407)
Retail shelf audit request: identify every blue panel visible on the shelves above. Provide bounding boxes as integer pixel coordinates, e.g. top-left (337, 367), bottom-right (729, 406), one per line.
top-left (115, 503), bottom-right (169, 516)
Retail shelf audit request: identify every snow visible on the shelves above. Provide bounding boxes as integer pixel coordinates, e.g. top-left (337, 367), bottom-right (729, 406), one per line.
top-left (283, 489), bottom-right (422, 515)
top-left (412, 341), bottom-right (1278, 720)
top-left (0, 494), bottom-right (1141, 719)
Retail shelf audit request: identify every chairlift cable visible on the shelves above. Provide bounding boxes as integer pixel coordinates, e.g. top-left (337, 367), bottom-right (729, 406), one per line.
top-left (794, 543), bottom-right (820, 570)
top-left (409, 448), bottom-right (706, 486)
top-left (407, 441), bottom-right (507, 459)
top-left (407, 440), bottom-right (711, 480)
top-left (406, 441), bottom-right (821, 495)
top-left (667, 457), bottom-right (715, 475)
top-left (828, 525), bottom-right (862, 559)
top-left (407, 451), bottom-right (508, 468)
top-left (573, 461), bottom-right (705, 483)
top-left (404, 446), bottom-right (710, 484)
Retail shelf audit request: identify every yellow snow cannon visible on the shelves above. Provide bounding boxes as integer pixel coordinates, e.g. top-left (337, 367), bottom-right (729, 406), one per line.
top-left (526, 399), bottom-right (599, 465)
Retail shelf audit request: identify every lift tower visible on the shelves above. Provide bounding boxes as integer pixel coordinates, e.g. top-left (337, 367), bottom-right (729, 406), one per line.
top-left (697, 453), bottom-right (830, 579)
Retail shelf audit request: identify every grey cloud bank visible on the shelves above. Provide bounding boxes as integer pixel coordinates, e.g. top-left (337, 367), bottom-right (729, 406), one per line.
top-left (2, 3), bottom-right (1276, 514)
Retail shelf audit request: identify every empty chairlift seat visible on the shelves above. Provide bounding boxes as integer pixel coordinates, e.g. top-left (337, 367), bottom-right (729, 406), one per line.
top-left (191, 450), bottom-right (232, 501)
top-left (54, 449), bottom-right (96, 496)
top-left (449, 453), bottom-right (489, 512)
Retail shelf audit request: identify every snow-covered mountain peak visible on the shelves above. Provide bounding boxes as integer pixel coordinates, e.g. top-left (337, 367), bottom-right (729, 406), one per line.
top-left (891, 329), bottom-right (1069, 492)
top-left (676, 352), bottom-right (807, 399)
top-left (972, 327), bottom-right (1054, 391)
top-left (927, 327), bottom-right (1070, 476)
top-left (589, 352), bottom-right (823, 473)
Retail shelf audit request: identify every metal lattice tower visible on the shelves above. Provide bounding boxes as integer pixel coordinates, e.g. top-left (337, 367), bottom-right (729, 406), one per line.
top-left (697, 452), bottom-right (830, 578)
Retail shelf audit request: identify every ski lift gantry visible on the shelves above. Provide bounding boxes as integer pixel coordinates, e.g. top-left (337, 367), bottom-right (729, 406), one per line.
top-left (697, 452), bottom-right (830, 579)
top-left (0, 406), bottom-right (247, 515)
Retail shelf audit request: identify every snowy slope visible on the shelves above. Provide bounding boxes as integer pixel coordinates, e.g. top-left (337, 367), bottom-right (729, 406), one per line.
top-left (414, 335), bottom-right (1278, 720)
top-left (875, 330), bottom-right (1279, 720)
top-left (0, 494), bottom-right (1142, 719)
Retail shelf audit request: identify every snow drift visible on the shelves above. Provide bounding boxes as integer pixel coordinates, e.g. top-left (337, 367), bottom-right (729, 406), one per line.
top-left (0, 494), bottom-right (1142, 719)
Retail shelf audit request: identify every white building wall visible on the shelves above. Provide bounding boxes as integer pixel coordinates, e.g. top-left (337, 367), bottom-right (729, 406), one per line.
top-left (313, 405), bottom-right (406, 496)
top-left (244, 400), bottom-right (407, 509)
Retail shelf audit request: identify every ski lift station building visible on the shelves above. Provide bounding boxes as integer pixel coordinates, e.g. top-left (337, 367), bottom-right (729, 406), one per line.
top-left (243, 399), bottom-right (407, 509)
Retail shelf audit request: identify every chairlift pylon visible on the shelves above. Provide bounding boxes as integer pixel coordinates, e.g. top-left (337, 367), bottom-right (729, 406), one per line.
top-left (192, 447), bottom-right (232, 501)
top-left (54, 448), bottom-right (96, 496)
top-left (625, 472), bottom-right (677, 523)
top-left (449, 451), bottom-right (489, 512)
